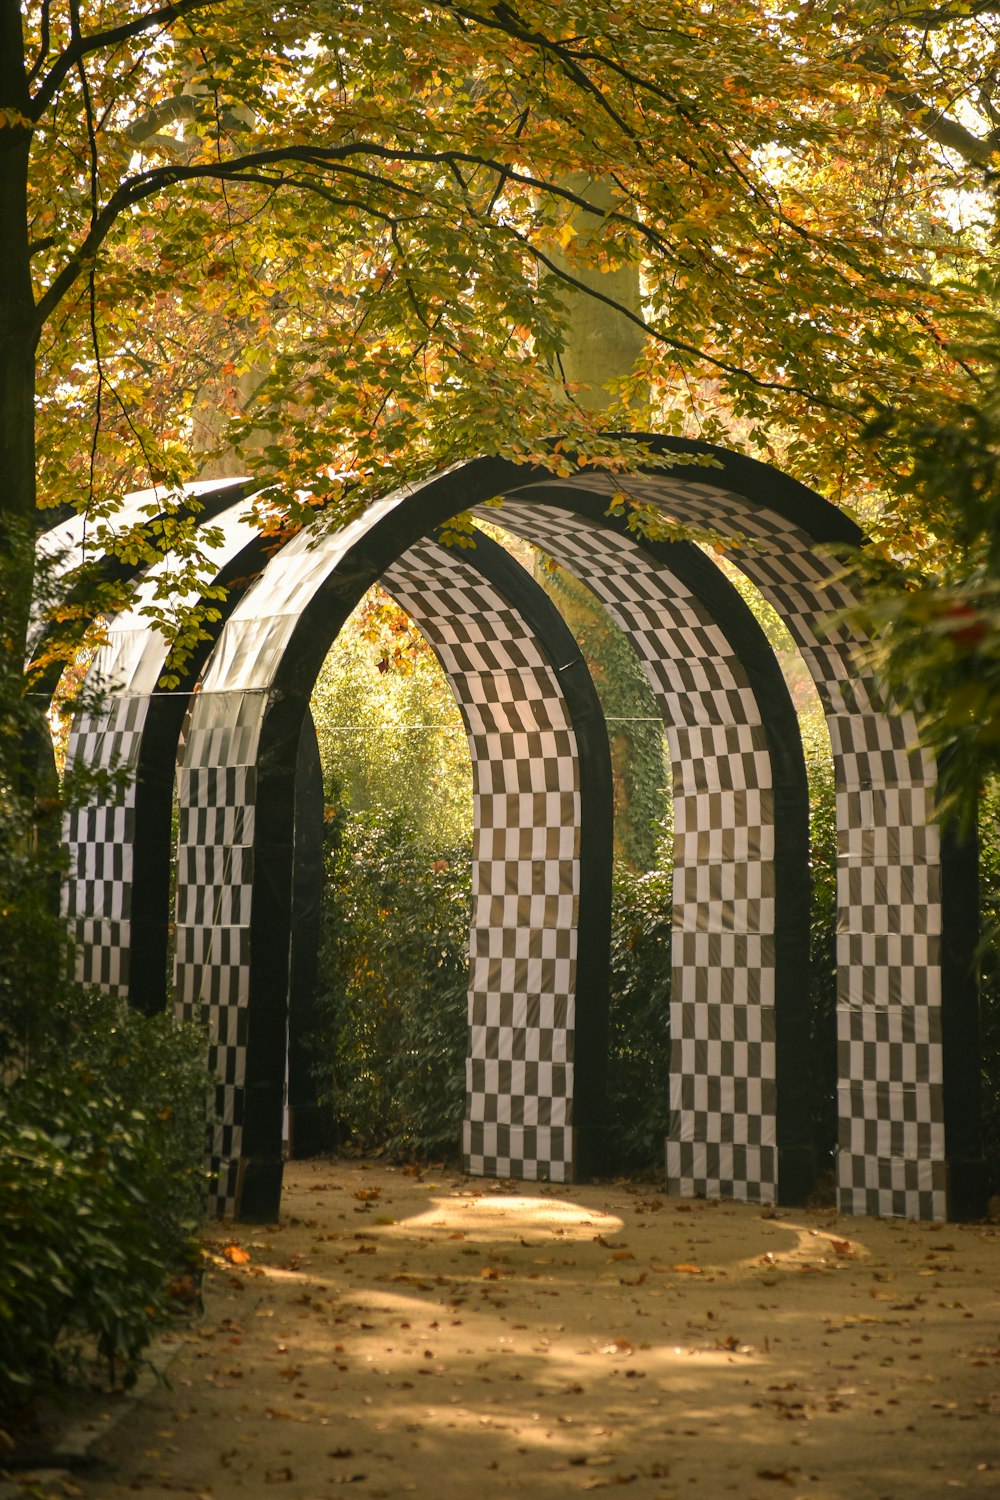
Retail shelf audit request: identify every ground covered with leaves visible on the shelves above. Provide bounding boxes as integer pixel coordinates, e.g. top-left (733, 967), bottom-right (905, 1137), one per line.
top-left (10, 1159), bottom-right (1000, 1500)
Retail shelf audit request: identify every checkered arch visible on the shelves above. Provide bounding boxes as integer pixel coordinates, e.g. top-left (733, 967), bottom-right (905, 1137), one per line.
top-left (171, 502), bottom-right (612, 1216)
top-left (475, 500), bottom-right (809, 1207)
top-left (381, 540), bottom-right (594, 1184)
top-left (60, 502), bottom-right (263, 1003)
top-left (505, 458), bottom-right (980, 1222)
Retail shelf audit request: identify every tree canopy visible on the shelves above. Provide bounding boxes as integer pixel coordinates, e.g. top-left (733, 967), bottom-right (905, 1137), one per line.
top-left (3, 0), bottom-right (998, 787)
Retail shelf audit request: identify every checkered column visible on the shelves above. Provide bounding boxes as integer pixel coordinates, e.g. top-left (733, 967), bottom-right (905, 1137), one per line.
top-left (383, 543), bottom-right (580, 1182)
top-left (600, 476), bottom-right (947, 1219)
top-left (61, 695), bottom-right (148, 993)
top-left (482, 503), bottom-right (780, 1204)
top-left (173, 690), bottom-right (266, 1217)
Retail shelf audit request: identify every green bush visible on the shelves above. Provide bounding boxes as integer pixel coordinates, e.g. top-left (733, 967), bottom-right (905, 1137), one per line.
top-left (0, 991), bottom-right (210, 1411)
top-left (0, 689), bottom-right (212, 1419)
top-left (313, 807), bottom-right (677, 1170)
top-left (606, 854), bottom-right (673, 1168)
top-left (312, 807), bottom-right (471, 1159)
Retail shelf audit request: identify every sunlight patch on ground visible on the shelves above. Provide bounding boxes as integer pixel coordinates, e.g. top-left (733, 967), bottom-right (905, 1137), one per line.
top-left (387, 1194), bottom-right (624, 1242)
top-left (735, 1221), bottom-right (869, 1273)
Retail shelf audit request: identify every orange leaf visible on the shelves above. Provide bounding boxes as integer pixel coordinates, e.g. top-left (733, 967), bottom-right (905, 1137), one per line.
top-left (223, 1244), bottom-right (251, 1265)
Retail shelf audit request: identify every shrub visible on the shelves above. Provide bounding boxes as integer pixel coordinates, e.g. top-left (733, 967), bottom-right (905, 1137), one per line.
top-left (606, 855), bottom-right (673, 1168)
top-left (0, 687), bottom-right (212, 1419)
top-left (0, 991), bottom-right (210, 1412)
top-left (312, 807), bottom-right (471, 1159)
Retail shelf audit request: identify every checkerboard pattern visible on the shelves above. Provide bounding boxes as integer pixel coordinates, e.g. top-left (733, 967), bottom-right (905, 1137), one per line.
top-left (382, 542), bottom-right (581, 1182)
top-left (53, 457), bottom-right (953, 1223)
top-left (482, 501), bottom-right (780, 1204)
top-left (569, 473), bottom-right (946, 1220)
top-left (172, 692), bottom-right (265, 1216)
top-left (61, 695), bottom-right (148, 992)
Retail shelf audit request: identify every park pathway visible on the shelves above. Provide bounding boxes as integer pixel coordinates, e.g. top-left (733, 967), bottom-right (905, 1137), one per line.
top-left (12, 1159), bottom-right (1000, 1499)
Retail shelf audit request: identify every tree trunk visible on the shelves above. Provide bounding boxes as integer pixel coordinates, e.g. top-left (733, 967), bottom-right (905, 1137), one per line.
top-left (0, 3), bottom-right (38, 698)
top-left (549, 174), bottom-right (647, 418)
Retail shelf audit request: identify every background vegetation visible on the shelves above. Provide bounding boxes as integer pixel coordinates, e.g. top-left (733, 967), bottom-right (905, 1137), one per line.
top-left (0, 682), bottom-right (211, 1420)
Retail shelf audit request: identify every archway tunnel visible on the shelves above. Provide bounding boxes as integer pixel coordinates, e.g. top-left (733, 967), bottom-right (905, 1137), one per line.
top-left (38, 439), bottom-right (984, 1224)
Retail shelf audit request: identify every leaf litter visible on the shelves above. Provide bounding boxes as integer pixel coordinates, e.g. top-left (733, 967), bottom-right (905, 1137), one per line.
top-left (32, 1159), bottom-right (1000, 1500)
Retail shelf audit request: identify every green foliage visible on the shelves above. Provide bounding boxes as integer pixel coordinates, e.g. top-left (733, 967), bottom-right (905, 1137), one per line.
top-left (0, 994), bottom-right (209, 1410)
top-left (0, 684), bottom-right (211, 1417)
top-left (846, 354), bottom-right (1000, 828)
top-left (312, 808), bottom-right (471, 1158)
top-left (802, 705), bottom-right (839, 1170)
top-left (10, 0), bottom-right (996, 693)
top-left (606, 849), bottom-right (673, 1168)
top-left (311, 589), bottom-right (472, 850)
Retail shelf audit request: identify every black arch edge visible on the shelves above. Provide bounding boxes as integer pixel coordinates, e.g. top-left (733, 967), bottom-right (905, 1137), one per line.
top-left (641, 541), bottom-right (815, 1204)
top-left (240, 462), bottom-right (543, 1217)
top-left (128, 530), bottom-right (279, 1017)
top-left (565, 433), bottom-right (866, 548)
top-left (285, 709), bottom-right (328, 1159)
top-left (432, 528), bottom-right (615, 1183)
top-left (483, 493), bottom-right (815, 1202)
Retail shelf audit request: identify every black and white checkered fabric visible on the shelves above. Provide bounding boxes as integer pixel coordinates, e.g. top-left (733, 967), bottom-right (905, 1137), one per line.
top-left (547, 473), bottom-right (946, 1220)
top-left (173, 693), bottom-right (263, 1216)
top-left (57, 505), bottom-right (265, 1217)
top-left (62, 695), bottom-right (146, 990)
top-left (482, 501), bottom-right (781, 1204)
top-left (382, 542), bottom-right (580, 1182)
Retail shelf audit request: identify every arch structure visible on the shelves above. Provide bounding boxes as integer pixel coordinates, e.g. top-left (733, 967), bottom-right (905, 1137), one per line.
top-left (52, 439), bottom-right (985, 1225)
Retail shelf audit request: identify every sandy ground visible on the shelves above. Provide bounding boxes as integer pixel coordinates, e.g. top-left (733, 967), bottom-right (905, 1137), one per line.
top-left (10, 1157), bottom-right (1000, 1500)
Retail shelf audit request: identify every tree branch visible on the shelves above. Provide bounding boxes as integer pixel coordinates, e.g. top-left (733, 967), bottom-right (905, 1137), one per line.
top-left (26, 0), bottom-right (51, 87)
top-left (30, 0), bottom-right (223, 120)
top-left (507, 224), bottom-right (855, 413)
top-left (856, 43), bottom-right (1000, 168)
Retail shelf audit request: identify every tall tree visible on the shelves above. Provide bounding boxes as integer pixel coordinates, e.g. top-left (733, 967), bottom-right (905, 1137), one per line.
top-left (2, 0), bottom-right (987, 724)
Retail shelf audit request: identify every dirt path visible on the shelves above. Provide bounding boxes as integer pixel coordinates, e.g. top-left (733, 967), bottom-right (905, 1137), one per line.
top-left (16, 1158), bottom-right (1000, 1499)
